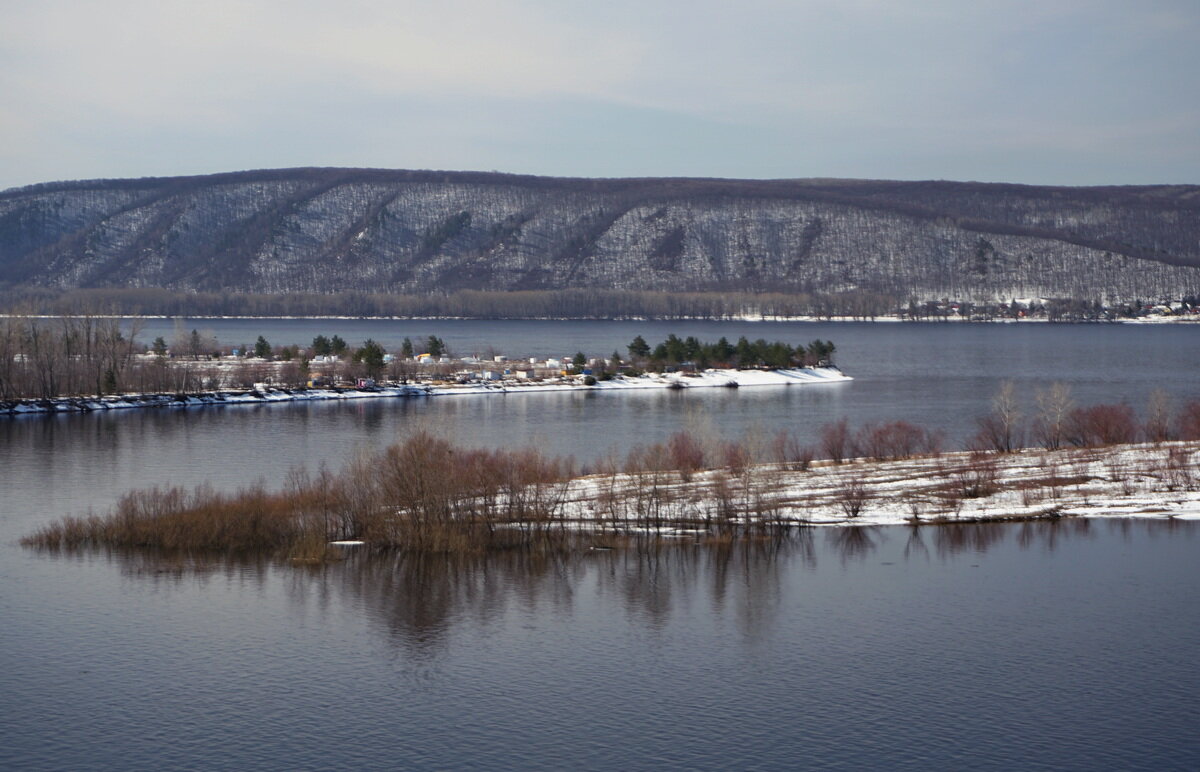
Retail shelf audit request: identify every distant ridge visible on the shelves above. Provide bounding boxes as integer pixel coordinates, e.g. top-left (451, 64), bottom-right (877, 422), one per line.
top-left (2, 167), bottom-right (1198, 302)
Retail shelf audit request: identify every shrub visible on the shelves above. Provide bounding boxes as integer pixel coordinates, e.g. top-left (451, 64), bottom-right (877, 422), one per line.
top-left (770, 429), bottom-right (813, 471)
top-left (854, 420), bottom-right (929, 461)
top-left (1179, 400), bottom-right (1200, 441)
top-left (835, 475), bottom-right (871, 518)
top-left (820, 419), bottom-right (851, 464)
top-left (1065, 403), bottom-right (1138, 447)
top-left (667, 430), bottom-right (706, 480)
top-left (951, 452), bottom-right (1000, 499)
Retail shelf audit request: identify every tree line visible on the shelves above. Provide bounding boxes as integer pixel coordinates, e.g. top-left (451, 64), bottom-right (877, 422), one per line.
top-left (0, 315), bottom-right (144, 400)
top-left (624, 335), bottom-right (835, 370)
top-left (0, 287), bottom-right (900, 320)
top-left (0, 316), bottom-right (407, 399)
top-left (7, 286), bottom-right (1191, 322)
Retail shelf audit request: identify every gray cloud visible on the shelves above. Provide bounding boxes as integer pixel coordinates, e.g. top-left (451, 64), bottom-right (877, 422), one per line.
top-left (2, 0), bottom-right (1197, 189)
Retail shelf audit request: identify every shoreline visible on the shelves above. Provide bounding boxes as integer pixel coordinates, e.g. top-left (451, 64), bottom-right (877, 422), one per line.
top-left (1, 366), bottom-right (851, 416)
top-left (2, 313), bottom-right (1195, 324)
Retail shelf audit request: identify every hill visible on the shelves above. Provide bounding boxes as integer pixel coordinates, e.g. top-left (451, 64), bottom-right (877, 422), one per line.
top-left (3, 168), bottom-right (1199, 304)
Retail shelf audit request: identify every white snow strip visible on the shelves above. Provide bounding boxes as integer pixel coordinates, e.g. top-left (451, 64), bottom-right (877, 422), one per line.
top-left (1, 367), bottom-right (850, 415)
top-left (549, 442), bottom-right (1200, 528)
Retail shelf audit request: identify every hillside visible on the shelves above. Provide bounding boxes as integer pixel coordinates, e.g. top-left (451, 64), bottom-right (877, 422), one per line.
top-left (3, 168), bottom-right (1199, 303)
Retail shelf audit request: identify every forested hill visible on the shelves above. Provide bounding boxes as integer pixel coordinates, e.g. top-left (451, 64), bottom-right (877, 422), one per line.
top-left (2, 167), bottom-right (1199, 303)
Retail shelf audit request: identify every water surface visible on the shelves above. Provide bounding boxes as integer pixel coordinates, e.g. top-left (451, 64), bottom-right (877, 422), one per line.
top-left (2, 321), bottom-right (1198, 770)
top-left (2, 523), bottom-right (1197, 770)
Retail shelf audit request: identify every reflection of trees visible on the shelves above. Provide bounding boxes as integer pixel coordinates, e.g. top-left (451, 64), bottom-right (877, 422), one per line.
top-left (827, 526), bottom-right (879, 564)
top-left (903, 525), bottom-right (930, 562)
top-left (109, 548), bottom-right (270, 589)
top-left (275, 539), bottom-right (813, 654)
top-left (1014, 518), bottom-right (1094, 553)
top-left (932, 522), bottom-right (1009, 559)
top-left (592, 537), bottom-right (804, 638)
top-left (328, 552), bottom-right (576, 658)
top-left (90, 519), bottom-right (1197, 656)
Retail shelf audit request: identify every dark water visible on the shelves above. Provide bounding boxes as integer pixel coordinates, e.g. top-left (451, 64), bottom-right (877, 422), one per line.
top-left (3, 524), bottom-right (1197, 770)
top-left (2, 321), bottom-right (1199, 770)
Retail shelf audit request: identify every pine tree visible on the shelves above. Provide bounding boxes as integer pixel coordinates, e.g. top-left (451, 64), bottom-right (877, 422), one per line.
top-left (355, 339), bottom-right (387, 378)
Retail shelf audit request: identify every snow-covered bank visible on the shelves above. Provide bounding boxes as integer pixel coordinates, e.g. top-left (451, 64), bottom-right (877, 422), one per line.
top-left (5, 313), bottom-right (1196, 323)
top-left (0, 366), bottom-right (850, 416)
top-left (557, 442), bottom-right (1200, 528)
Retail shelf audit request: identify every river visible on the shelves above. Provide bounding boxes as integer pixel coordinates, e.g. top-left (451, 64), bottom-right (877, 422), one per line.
top-left (1, 320), bottom-right (1198, 770)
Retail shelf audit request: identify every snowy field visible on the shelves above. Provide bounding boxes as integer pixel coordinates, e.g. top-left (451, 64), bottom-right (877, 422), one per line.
top-left (555, 442), bottom-right (1200, 529)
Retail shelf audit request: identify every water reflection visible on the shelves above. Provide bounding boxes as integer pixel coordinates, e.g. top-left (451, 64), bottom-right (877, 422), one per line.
top-left (102, 548), bottom-right (274, 590)
top-left (68, 518), bottom-right (1196, 655)
top-left (828, 526), bottom-right (879, 563)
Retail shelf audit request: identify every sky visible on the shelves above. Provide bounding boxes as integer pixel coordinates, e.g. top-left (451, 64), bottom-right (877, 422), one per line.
top-left (2, 0), bottom-right (1198, 190)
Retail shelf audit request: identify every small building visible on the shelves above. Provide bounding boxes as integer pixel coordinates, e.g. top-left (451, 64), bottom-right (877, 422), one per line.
top-left (356, 377), bottom-right (376, 389)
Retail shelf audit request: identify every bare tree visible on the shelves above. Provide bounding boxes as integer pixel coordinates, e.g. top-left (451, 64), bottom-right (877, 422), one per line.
top-left (1033, 382), bottom-right (1074, 450)
top-left (1144, 389), bottom-right (1174, 443)
top-left (974, 381), bottom-right (1023, 453)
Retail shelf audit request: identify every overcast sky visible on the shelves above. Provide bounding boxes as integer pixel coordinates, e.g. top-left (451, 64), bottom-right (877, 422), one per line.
top-left (2, 0), bottom-right (1197, 190)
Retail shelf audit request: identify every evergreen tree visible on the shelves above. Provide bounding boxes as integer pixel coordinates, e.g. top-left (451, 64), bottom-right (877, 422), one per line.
top-left (713, 336), bottom-right (734, 363)
top-left (735, 336), bottom-right (755, 366)
top-left (354, 339), bottom-right (386, 378)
